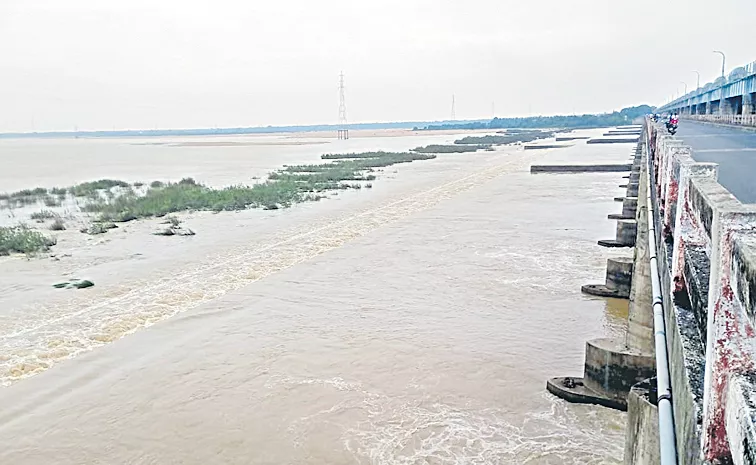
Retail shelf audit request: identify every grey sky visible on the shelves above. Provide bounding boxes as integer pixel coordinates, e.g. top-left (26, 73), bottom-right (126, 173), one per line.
top-left (1, 0), bottom-right (754, 132)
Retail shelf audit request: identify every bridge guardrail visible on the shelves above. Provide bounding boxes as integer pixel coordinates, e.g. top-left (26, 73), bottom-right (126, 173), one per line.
top-left (647, 118), bottom-right (756, 464)
top-left (684, 114), bottom-right (756, 128)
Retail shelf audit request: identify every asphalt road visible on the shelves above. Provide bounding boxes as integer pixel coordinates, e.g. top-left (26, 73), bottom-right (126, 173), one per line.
top-left (675, 121), bottom-right (756, 204)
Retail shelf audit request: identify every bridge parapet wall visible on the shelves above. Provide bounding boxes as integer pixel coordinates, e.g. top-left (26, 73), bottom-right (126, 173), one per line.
top-left (647, 119), bottom-right (756, 464)
top-left (685, 114), bottom-right (756, 128)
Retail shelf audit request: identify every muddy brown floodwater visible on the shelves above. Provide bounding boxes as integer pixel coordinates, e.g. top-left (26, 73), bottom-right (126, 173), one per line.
top-left (0, 129), bottom-right (633, 464)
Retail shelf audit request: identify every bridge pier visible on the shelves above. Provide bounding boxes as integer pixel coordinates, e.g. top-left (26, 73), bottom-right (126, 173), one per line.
top-left (626, 148), bottom-right (654, 355)
top-left (582, 257), bottom-right (634, 298)
top-left (743, 93), bottom-right (754, 115)
top-left (624, 378), bottom-right (661, 465)
top-left (549, 140), bottom-right (655, 412)
top-left (609, 197), bottom-right (638, 220)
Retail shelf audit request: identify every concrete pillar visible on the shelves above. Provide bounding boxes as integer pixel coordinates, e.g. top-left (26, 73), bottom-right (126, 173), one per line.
top-left (720, 98), bottom-right (733, 115)
top-left (625, 145), bottom-right (654, 353)
top-left (705, 101), bottom-right (712, 115)
top-left (609, 197), bottom-right (638, 221)
top-left (623, 378), bottom-right (660, 465)
top-left (582, 257), bottom-right (634, 298)
top-left (743, 93), bottom-right (754, 115)
top-left (582, 338), bottom-right (656, 406)
top-left (598, 219), bottom-right (637, 248)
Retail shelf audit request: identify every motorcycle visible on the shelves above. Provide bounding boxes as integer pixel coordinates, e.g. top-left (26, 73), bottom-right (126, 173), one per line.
top-left (666, 118), bottom-right (678, 135)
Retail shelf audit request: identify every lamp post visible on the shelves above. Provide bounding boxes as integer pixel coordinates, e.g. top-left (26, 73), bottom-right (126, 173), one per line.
top-left (713, 50), bottom-right (726, 78)
top-left (680, 81), bottom-right (688, 95)
top-left (693, 71), bottom-right (700, 90)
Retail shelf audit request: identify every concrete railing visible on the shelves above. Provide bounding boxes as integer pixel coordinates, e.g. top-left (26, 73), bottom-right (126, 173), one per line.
top-left (646, 118), bottom-right (756, 464)
top-left (684, 114), bottom-right (756, 128)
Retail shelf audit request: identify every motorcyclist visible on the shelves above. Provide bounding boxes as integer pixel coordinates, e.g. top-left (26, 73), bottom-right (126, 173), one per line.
top-left (665, 113), bottom-right (679, 134)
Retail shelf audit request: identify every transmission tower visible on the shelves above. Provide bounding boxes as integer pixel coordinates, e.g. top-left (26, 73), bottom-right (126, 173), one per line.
top-left (451, 94), bottom-right (456, 121)
top-left (338, 72), bottom-right (349, 140)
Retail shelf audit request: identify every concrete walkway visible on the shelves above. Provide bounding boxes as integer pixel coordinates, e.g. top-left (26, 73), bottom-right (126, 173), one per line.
top-left (676, 120), bottom-right (756, 204)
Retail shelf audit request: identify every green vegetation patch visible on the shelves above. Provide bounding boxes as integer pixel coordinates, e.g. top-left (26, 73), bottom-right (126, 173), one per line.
top-left (50, 218), bottom-right (66, 231)
top-left (70, 179), bottom-right (130, 197)
top-left (272, 152), bottom-right (434, 185)
top-left (0, 187), bottom-right (49, 208)
top-left (321, 151), bottom-right (416, 160)
top-left (0, 226), bottom-right (57, 255)
top-left (30, 210), bottom-right (58, 220)
top-left (411, 144), bottom-right (491, 154)
top-left (87, 180), bottom-right (305, 220)
top-left (11, 187), bottom-right (48, 198)
top-left (82, 151), bottom-right (434, 221)
top-left (454, 131), bottom-right (552, 145)
top-left (43, 196), bottom-right (62, 207)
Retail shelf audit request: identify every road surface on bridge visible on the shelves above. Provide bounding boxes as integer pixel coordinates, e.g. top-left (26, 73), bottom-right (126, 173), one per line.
top-left (676, 120), bottom-right (756, 204)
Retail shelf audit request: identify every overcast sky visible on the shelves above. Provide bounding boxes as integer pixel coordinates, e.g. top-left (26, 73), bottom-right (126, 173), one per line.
top-left (1, 0), bottom-right (755, 132)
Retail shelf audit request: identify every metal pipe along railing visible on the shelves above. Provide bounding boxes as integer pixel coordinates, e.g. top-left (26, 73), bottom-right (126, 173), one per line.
top-left (645, 132), bottom-right (678, 464)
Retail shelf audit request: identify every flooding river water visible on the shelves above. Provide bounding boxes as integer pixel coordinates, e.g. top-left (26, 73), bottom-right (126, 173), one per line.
top-left (0, 129), bottom-right (632, 464)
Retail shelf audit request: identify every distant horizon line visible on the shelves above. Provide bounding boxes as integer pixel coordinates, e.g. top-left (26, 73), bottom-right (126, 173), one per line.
top-left (1, 106), bottom-right (651, 138)
top-left (0, 119), bottom-right (491, 138)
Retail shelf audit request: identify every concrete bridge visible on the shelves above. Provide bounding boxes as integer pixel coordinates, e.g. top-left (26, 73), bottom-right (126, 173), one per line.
top-left (548, 62), bottom-right (756, 464)
top-left (659, 60), bottom-right (756, 127)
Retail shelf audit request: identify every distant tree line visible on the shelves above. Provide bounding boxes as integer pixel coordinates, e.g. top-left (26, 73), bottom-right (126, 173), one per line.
top-left (419, 105), bottom-right (654, 131)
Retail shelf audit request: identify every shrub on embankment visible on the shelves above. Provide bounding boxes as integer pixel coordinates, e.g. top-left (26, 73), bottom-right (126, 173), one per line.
top-left (0, 226), bottom-right (57, 255)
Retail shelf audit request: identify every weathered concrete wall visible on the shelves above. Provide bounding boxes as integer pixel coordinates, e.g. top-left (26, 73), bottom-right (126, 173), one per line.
top-left (646, 117), bottom-right (756, 464)
top-left (727, 373), bottom-right (756, 465)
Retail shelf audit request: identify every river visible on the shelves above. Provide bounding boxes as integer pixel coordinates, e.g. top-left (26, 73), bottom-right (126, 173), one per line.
top-left (0, 129), bottom-right (631, 464)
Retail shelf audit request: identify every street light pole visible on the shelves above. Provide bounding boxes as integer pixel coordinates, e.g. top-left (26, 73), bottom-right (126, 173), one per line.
top-left (680, 81), bottom-right (688, 95)
top-left (693, 71), bottom-right (700, 90)
top-left (713, 50), bottom-right (726, 78)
